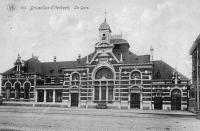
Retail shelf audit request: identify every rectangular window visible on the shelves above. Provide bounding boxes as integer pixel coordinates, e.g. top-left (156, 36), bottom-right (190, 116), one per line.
top-left (108, 87), bottom-right (113, 101)
top-left (37, 90), bottom-right (44, 102)
top-left (46, 90), bottom-right (53, 102)
top-left (55, 90), bottom-right (62, 102)
top-left (101, 86), bottom-right (106, 101)
top-left (95, 87), bottom-right (99, 100)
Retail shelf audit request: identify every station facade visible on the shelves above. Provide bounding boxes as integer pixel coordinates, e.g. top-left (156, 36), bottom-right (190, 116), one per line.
top-left (0, 19), bottom-right (190, 110)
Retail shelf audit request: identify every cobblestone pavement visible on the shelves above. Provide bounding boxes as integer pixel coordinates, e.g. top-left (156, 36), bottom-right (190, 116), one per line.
top-left (0, 106), bottom-right (199, 131)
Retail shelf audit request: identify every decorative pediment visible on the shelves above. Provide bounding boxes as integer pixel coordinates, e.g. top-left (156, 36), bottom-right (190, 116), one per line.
top-left (90, 49), bottom-right (120, 64)
top-left (95, 42), bottom-right (113, 48)
top-left (129, 86), bottom-right (141, 90)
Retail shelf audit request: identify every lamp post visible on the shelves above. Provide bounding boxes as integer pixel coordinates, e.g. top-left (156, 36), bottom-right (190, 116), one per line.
top-left (33, 74), bottom-right (37, 107)
top-left (187, 85), bottom-right (190, 111)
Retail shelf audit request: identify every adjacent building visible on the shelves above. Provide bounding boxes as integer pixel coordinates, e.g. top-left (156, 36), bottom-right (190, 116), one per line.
top-left (0, 18), bottom-right (190, 110)
top-left (189, 34), bottom-right (200, 112)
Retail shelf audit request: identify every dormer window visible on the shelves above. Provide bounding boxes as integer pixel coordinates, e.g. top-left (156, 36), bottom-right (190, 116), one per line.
top-left (131, 71), bottom-right (141, 79)
top-left (71, 72), bottom-right (80, 86)
top-left (14, 54), bottom-right (22, 73)
top-left (130, 71), bottom-right (142, 85)
top-left (72, 73), bottom-right (80, 81)
top-left (16, 65), bottom-right (20, 71)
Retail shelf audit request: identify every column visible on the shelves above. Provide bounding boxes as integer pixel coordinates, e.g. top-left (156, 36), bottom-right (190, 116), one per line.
top-left (44, 90), bottom-right (46, 102)
top-left (140, 92), bottom-right (142, 109)
top-left (128, 90), bottom-right (130, 109)
top-left (35, 90), bottom-right (37, 102)
top-left (99, 86), bottom-right (101, 101)
top-left (53, 90), bottom-right (55, 103)
top-left (106, 86), bottom-right (108, 102)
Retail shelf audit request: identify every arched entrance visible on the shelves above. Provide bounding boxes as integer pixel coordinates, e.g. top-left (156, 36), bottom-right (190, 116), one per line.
top-left (15, 82), bottom-right (21, 99)
top-left (171, 89), bottom-right (181, 110)
top-left (24, 82), bottom-right (30, 99)
top-left (94, 67), bottom-right (114, 103)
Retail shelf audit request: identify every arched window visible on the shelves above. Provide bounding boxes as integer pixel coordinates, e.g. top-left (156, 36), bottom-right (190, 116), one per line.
top-left (131, 71), bottom-right (141, 79)
top-left (5, 83), bottom-right (11, 100)
top-left (15, 82), bottom-right (21, 99)
top-left (24, 82), bottom-right (30, 99)
top-left (95, 67), bottom-right (114, 79)
top-left (94, 67), bottom-right (114, 103)
top-left (72, 73), bottom-right (80, 81)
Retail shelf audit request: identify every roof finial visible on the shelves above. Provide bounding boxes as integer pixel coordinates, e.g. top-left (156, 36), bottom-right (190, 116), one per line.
top-left (120, 53), bottom-right (123, 62)
top-left (54, 56), bottom-right (57, 62)
top-left (150, 46), bottom-right (154, 61)
top-left (175, 63), bottom-right (177, 71)
top-left (104, 10), bottom-right (107, 22)
top-left (17, 53), bottom-right (21, 59)
top-left (86, 55), bottom-right (89, 64)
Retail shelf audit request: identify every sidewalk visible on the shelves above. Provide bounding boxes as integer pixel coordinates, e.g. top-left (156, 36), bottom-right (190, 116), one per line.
top-left (0, 105), bottom-right (196, 117)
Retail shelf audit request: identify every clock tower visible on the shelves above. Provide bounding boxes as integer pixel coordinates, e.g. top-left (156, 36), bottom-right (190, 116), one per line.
top-left (96, 18), bottom-right (113, 48)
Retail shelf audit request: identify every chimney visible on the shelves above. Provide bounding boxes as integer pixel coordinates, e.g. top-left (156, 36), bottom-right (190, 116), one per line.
top-left (54, 56), bottom-right (56, 62)
top-left (77, 54), bottom-right (81, 64)
top-left (150, 46), bottom-right (154, 61)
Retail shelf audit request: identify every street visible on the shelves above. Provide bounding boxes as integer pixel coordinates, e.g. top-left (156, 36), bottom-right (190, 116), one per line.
top-left (0, 106), bottom-right (199, 131)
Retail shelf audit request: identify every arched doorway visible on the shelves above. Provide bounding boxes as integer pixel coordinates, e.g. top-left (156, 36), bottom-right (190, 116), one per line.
top-left (171, 89), bottom-right (181, 110)
top-left (130, 71), bottom-right (142, 109)
top-left (24, 82), bottom-right (30, 99)
top-left (130, 86), bottom-right (141, 109)
top-left (15, 82), bottom-right (21, 99)
top-left (70, 86), bottom-right (79, 107)
top-left (5, 83), bottom-right (11, 100)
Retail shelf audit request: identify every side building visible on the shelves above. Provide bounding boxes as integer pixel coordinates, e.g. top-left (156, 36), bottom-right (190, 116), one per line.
top-left (0, 19), bottom-right (190, 110)
top-left (189, 34), bottom-right (200, 112)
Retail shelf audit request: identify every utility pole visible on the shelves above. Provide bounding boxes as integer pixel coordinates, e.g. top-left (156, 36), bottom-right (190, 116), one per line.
top-left (150, 46), bottom-right (154, 61)
top-left (197, 46), bottom-right (199, 111)
top-left (150, 46), bottom-right (154, 110)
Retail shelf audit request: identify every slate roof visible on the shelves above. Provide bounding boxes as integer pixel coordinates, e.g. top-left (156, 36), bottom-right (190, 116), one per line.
top-left (113, 50), bottom-right (150, 64)
top-left (2, 67), bottom-right (15, 75)
top-left (2, 58), bottom-right (189, 81)
top-left (41, 61), bottom-right (82, 75)
top-left (24, 58), bottom-right (42, 74)
top-left (99, 19), bottom-right (111, 31)
top-left (152, 60), bottom-right (188, 80)
top-left (1, 38), bottom-right (188, 81)
top-left (110, 38), bottom-right (130, 48)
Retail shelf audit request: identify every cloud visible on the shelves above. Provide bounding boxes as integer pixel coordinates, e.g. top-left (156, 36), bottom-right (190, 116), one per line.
top-left (49, 13), bottom-right (80, 31)
top-left (0, 0), bottom-right (200, 78)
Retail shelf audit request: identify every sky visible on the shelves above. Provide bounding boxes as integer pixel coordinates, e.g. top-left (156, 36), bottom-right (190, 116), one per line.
top-left (0, 0), bottom-right (200, 80)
